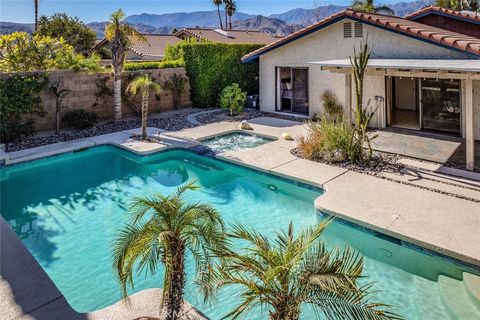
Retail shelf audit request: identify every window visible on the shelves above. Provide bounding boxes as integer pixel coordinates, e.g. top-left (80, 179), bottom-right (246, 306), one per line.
top-left (354, 22), bottom-right (363, 38)
top-left (343, 22), bottom-right (352, 38)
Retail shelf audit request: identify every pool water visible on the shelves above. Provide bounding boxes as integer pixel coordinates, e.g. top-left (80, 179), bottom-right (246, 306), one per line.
top-left (0, 146), bottom-right (475, 319)
top-left (201, 132), bottom-right (274, 152)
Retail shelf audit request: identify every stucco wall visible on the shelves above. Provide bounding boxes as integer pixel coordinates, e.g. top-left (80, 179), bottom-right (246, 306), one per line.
top-left (258, 18), bottom-right (478, 137)
top-left (0, 68), bottom-right (191, 132)
top-left (474, 80), bottom-right (480, 140)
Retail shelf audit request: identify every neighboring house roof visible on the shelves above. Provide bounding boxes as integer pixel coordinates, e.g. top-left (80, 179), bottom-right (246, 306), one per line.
top-left (405, 6), bottom-right (480, 25)
top-left (242, 9), bottom-right (480, 62)
top-left (174, 28), bottom-right (280, 44)
top-left (94, 34), bottom-right (181, 59)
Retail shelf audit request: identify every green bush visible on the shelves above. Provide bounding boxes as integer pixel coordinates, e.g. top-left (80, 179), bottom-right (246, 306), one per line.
top-left (180, 43), bottom-right (262, 108)
top-left (321, 90), bottom-right (343, 121)
top-left (0, 74), bottom-right (48, 145)
top-left (62, 109), bottom-right (98, 129)
top-left (123, 59), bottom-right (185, 71)
top-left (219, 83), bottom-right (246, 116)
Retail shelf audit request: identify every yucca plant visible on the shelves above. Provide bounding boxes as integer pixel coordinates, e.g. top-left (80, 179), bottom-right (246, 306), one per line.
top-left (126, 74), bottom-right (161, 140)
top-left (203, 221), bottom-right (402, 320)
top-left (112, 180), bottom-right (228, 320)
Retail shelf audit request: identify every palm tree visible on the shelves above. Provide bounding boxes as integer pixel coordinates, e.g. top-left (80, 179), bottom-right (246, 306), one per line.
top-left (105, 9), bottom-right (146, 121)
top-left (351, 0), bottom-right (394, 15)
top-left (126, 74), bottom-right (161, 141)
top-left (436, 0), bottom-right (479, 11)
top-left (204, 221), bottom-right (402, 320)
top-left (224, 0), bottom-right (237, 30)
top-left (213, 0), bottom-right (224, 30)
top-left (113, 180), bottom-right (228, 320)
top-left (34, 0), bottom-right (39, 32)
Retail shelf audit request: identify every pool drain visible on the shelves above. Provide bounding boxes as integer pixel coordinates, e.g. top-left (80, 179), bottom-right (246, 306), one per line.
top-left (379, 248), bottom-right (392, 257)
top-left (268, 184), bottom-right (278, 191)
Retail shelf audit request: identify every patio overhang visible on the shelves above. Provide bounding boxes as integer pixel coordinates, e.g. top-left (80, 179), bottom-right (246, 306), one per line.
top-left (308, 59), bottom-right (479, 171)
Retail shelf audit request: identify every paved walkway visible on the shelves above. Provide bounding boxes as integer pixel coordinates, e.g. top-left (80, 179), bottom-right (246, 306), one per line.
top-left (2, 116), bottom-right (480, 319)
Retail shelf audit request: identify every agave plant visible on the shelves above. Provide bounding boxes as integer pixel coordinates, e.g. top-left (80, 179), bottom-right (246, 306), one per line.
top-left (203, 220), bottom-right (402, 320)
top-left (113, 180), bottom-right (228, 320)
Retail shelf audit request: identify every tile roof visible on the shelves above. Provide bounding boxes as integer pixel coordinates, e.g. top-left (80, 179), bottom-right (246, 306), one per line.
top-left (241, 9), bottom-right (480, 62)
top-left (405, 6), bottom-right (480, 24)
top-left (129, 34), bottom-right (181, 58)
top-left (174, 28), bottom-right (279, 44)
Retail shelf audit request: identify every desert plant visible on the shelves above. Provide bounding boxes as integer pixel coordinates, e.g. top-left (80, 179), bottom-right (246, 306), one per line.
top-left (321, 90), bottom-right (343, 122)
top-left (105, 9), bottom-right (146, 121)
top-left (62, 109), bottom-right (98, 129)
top-left (164, 73), bottom-right (187, 109)
top-left (112, 180), bottom-right (228, 320)
top-left (204, 221), bottom-right (402, 320)
top-left (219, 83), bottom-right (246, 116)
top-left (49, 80), bottom-right (72, 135)
top-left (126, 74), bottom-right (161, 140)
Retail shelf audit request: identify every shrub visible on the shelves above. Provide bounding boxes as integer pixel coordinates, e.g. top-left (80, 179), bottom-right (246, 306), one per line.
top-left (62, 109), bottom-right (98, 129)
top-left (0, 74), bottom-right (48, 146)
top-left (321, 90), bottom-right (343, 121)
top-left (219, 83), bottom-right (247, 116)
top-left (123, 59), bottom-right (185, 71)
top-left (180, 42), bottom-right (262, 107)
top-left (164, 73), bottom-right (188, 109)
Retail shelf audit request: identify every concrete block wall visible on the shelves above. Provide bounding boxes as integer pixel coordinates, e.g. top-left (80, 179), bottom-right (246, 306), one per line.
top-left (0, 68), bottom-right (191, 132)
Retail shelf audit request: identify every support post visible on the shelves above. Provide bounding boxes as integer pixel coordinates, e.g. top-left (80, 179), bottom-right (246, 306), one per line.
top-left (465, 78), bottom-right (474, 171)
top-left (345, 72), bottom-right (352, 126)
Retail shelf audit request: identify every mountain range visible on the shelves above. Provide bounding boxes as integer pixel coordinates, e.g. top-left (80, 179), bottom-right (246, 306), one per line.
top-left (0, 0), bottom-right (434, 38)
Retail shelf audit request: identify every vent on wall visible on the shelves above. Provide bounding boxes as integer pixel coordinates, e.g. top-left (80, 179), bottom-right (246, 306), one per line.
top-left (354, 22), bottom-right (363, 37)
top-left (343, 22), bottom-right (352, 38)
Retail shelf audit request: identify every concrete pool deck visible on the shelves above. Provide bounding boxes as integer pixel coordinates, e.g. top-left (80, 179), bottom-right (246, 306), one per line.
top-left (2, 116), bottom-right (480, 319)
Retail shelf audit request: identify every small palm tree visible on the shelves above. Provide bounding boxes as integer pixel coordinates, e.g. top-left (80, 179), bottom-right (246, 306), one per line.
top-left (204, 221), bottom-right (402, 320)
top-left (113, 180), bottom-right (228, 320)
top-left (224, 0), bottom-right (237, 30)
top-left (105, 9), bottom-right (146, 121)
top-left (213, 0), bottom-right (224, 30)
top-left (126, 74), bottom-right (161, 141)
top-left (351, 0), bottom-right (394, 15)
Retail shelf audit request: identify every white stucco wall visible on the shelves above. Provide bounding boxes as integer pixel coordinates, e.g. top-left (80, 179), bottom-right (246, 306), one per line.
top-left (257, 18), bottom-right (479, 137)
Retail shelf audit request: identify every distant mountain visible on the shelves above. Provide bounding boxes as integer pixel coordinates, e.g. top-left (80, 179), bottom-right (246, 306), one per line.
top-left (389, 0), bottom-right (434, 17)
top-left (269, 5), bottom-right (347, 25)
top-left (88, 22), bottom-right (173, 39)
top-left (232, 15), bottom-right (302, 36)
top-left (0, 21), bottom-right (34, 34)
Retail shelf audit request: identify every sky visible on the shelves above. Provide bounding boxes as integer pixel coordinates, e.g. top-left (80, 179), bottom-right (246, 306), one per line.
top-left (0, 0), bottom-right (416, 23)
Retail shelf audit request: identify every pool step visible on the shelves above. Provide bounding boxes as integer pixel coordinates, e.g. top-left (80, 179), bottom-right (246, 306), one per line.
top-left (438, 275), bottom-right (480, 320)
top-left (413, 276), bottom-right (451, 320)
top-left (464, 273), bottom-right (480, 310)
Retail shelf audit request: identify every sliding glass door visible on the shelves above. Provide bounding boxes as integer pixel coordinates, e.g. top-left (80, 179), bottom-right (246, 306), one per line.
top-left (276, 67), bottom-right (309, 115)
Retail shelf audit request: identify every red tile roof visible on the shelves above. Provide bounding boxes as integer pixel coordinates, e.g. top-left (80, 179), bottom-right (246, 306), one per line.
top-left (175, 28), bottom-right (279, 45)
top-left (242, 9), bottom-right (480, 62)
top-left (405, 6), bottom-right (480, 24)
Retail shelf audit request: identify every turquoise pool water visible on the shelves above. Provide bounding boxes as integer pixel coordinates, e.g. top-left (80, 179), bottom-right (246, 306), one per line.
top-left (201, 132), bottom-right (274, 152)
top-left (0, 146), bottom-right (475, 319)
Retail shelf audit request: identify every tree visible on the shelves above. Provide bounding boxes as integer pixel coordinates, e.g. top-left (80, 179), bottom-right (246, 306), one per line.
top-left (34, 0), bottom-right (39, 32)
top-left (213, 0), bottom-right (224, 30)
top-left (112, 180), bottom-right (227, 320)
top-left (49, 80), bottom-right (71, 135)
top-left (224, 0), bottom-right (237, 30)
top-left (37, 13), bottom-right (97, 55)
top-left (435, 0), bottom-right (479, 11)
top-left (164, 73), bottom-right (187, 110)
top-left (126, 74), bottom-right (161, 141)
top-left (105, 9), bottom-right (146, 121)
top-left (351, 0), bottom-right (394, 14)
top-left (219, 83), bottom-right (246, 116)
top-left (205, 221), bottom-right (402, 320)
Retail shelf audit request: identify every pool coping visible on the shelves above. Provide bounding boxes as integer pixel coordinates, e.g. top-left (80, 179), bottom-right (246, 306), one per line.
top-left (2, 118), bottom-right (480, 319)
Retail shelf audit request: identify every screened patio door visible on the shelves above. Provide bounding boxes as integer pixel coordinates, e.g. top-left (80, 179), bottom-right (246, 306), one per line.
top-left (276, 67), bottom-right (309, 115)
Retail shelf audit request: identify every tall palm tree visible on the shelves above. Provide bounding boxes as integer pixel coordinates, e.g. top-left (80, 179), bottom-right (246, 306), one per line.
top-left (34, 0), bottom-right (39, 32)
top-left (351, 0), bottom-right (394, 15)
top-left (213, 0), bottom-right (224, 30)
top-left (113, 180), bottom-right (228, 320)
top-left (203, 221), bottom-right (402, 320)
top-left (126, 74), bottom-right (161, 141)
top-left (105, 9), bottom-right (146, 121)
top-left (224, 0), bottom-right (237, 30)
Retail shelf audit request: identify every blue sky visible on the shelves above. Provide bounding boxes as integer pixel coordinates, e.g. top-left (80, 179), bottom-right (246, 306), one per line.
top-left (1, 0), bottom-right (414, 23)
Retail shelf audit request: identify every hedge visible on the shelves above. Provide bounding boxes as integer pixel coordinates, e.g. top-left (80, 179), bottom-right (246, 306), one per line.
top-left (124, 59), bottom-right (185, 71)
top-left (181, 43), bottom-right (262, 108)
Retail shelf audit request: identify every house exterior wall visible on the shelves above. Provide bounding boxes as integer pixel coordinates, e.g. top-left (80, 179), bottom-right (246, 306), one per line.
top-left (257, 18), bottom-right (479, 137)
top-left (474, 80), bottom-right (480, 140)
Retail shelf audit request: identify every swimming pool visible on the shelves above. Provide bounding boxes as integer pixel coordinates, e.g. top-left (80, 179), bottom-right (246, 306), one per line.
top-left (0, 146), bottom-right (477, 319)
top-left (201, 132), bottom-right (275, 153)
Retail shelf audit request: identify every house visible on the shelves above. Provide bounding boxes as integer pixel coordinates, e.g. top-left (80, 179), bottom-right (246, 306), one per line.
top-left (405, 6), bottom-right (480, 38)
top-left (94, 34), bottom-right (181, 61)
top-left (174, 28), bottom-right (280, 44)
top-left (241, 9), bottom-right (480, 170)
